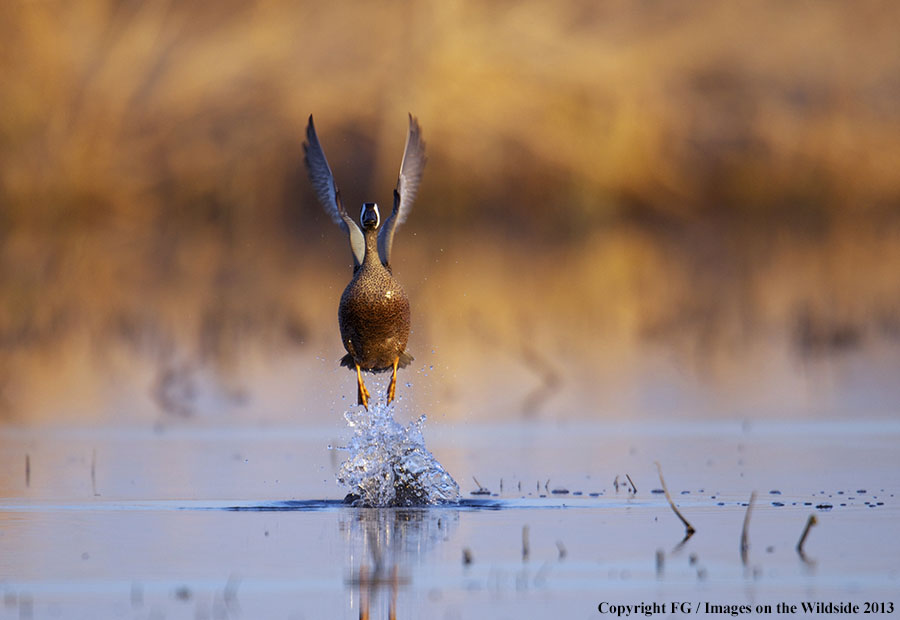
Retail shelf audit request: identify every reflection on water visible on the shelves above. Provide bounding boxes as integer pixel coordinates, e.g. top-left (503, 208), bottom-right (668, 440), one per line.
top-left (341, 507), bottom-right (458, 619)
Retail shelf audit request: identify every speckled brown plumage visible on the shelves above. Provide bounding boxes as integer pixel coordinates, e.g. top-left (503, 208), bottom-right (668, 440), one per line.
top-left (339, 228), bottom-right (412, 374)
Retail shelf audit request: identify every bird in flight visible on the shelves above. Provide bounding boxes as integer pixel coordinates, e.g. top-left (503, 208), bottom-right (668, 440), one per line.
top-left (304, 114), bottom-right (426, 409)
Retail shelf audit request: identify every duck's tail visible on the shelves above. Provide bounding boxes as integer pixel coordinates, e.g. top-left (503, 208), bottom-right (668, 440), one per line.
top-left (340, 351), bottom-right (414, 373)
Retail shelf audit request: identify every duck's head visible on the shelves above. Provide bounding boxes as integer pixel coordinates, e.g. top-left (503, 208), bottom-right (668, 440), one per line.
top-left (360, 202), bottom-right (380, 230)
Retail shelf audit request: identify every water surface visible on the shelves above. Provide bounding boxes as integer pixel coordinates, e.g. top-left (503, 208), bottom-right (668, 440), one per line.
top-left (1, 420), bottom-right (898, 618)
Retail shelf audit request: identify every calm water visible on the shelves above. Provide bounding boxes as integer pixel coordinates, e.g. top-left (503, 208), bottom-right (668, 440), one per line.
top-left (1, 419), bottom-right (899, 619)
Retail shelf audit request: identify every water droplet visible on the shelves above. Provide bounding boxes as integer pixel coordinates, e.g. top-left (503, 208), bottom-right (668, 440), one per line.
top-left (334, 401), bottom-right (459, 507)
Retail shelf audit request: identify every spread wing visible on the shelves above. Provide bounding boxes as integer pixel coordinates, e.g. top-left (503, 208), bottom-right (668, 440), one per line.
top-left (378, 114), bottom-right (426, 268)
top-left (304, 115), bottom-right (364, 269)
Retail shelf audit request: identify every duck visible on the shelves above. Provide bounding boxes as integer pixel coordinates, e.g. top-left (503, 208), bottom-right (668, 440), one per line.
top-left (304, 114), bottom-right (426, 409)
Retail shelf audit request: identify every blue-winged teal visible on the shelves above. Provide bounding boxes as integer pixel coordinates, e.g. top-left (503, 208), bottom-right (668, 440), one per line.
top-left (304, 115), bottom-right (426, 409)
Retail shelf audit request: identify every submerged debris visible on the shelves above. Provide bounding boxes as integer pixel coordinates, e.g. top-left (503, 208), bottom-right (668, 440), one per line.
top-left (336, 402), bottom-right (459, 507)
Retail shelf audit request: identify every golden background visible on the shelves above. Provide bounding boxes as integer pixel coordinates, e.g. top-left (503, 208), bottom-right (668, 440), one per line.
top-left (2, 0), bottom-right (899, 423)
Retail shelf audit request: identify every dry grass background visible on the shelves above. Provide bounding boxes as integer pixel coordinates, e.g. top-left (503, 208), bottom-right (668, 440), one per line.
top-left (2, 0), bottom-right (899, 422)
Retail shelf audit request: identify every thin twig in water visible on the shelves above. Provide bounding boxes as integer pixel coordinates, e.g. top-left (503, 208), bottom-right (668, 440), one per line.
top-left (130, 582), bottom-right (143, 608)
top-left (522, 525), bottom-right (530, 562)
top-left (471, 476), bottom-right (490, 496)
top-left (740, 491), bottom-right (757, 566)
top-left (223, 573), bottom-right (240, 614)
top-left (25, 454), bottom-right (30, 488)
top-left (796, 514), bottom-right (818, 560)
top-left (533, 560), bottom-right (552, 587)
top-left (655, 462), bottom-right (696, 538)
top-left (625, 473), bottom-right (637, 494)
top-left (91, 449), bottom-right (98, 496)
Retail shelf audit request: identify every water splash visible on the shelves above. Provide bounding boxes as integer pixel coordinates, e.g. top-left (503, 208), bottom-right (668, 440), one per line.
top-left (335, 400), bottom-right (460, 507)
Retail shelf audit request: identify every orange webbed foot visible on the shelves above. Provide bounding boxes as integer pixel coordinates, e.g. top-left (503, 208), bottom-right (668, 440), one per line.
top-left (386, 357), bottom-right (399, 405)
top-left (355, 363), bottom-right (370, 410)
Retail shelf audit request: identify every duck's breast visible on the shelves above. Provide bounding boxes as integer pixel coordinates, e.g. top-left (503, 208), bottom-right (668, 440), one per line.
top-left (338, 268), bottom-right (410, 368)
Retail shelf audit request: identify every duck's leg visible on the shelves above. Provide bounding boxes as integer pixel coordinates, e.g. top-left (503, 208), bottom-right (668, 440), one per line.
top-left (386, 356), bottom-right (399, 405)
top-left (358, 565), bottom-right (370, 620)
top-left (389, 565), bottom-right (399, 620)
top-left (355, 363), bottom-right (370, 410)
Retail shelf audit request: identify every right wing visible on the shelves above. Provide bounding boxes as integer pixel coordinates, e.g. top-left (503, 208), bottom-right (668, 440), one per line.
top-left (303, 115), bottom-right (364, 269)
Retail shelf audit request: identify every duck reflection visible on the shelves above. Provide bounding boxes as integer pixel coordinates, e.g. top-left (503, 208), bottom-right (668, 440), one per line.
top-left (340, 507), bottom-right (458, 619)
